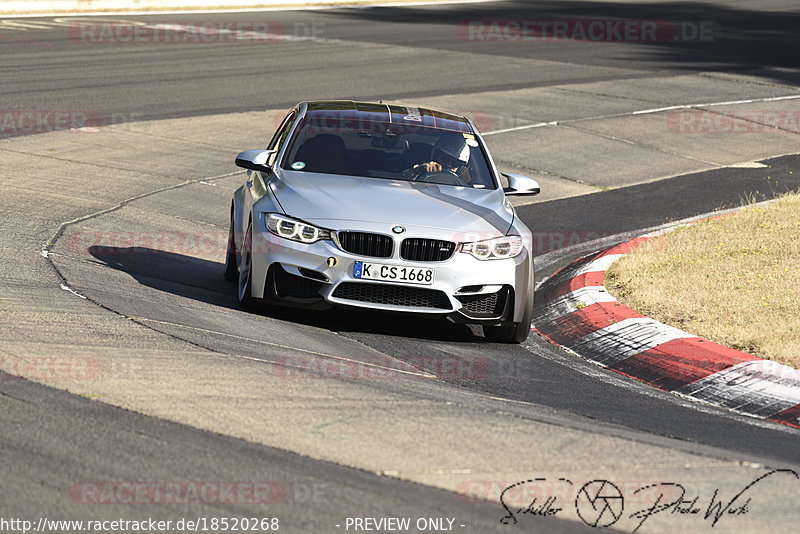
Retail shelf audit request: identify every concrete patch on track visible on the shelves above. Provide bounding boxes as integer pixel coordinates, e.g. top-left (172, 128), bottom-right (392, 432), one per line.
top-left (2, 72), bottom-right (800, 532)
top-left (533, 218), bottom-right (800, 430)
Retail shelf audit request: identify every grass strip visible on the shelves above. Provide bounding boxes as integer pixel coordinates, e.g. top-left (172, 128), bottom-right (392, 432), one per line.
top-left (606, 193), bottom-right (800, 368)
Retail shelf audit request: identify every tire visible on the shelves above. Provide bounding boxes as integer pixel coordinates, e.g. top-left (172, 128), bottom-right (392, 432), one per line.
top-left (482, 291), bottom-right (533, 344)
top-left (224, 212), bottom-right (238, 282)
top-left (237, 222), bottom-right (257, 310)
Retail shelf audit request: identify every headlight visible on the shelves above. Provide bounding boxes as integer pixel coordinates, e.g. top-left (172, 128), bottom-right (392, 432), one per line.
top-left (266, 213), bottom-right (331, 244)
top-left (460, 235), bottom-right (523, 260)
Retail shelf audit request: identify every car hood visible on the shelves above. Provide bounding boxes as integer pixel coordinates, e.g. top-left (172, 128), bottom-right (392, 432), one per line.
top-left (267, 170), bottom-right (514, 235)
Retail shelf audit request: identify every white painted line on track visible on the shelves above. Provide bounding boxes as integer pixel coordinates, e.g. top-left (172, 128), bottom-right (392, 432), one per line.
top-left (60, 283), bottom-right (87, 299)
top-left (482, 121), bottom-right (553, 136)
top-left (727, 161), bottom-right (769, 168)
top-left (633, 94), bottom-right (800, 115)
top-left (0, 19), bottom-right (61, 29)
top-left (1, 0), bottom-right (500, 18)
top-left (483, 94), bottom-right (800, 136)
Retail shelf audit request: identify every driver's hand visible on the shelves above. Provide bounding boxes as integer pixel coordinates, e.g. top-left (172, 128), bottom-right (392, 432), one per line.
top-left (414, 161), bottom-right (442, 174)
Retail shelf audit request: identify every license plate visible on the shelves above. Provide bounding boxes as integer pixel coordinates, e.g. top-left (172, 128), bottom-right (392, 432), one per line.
top-left (353, 261), bottom-right (434, 285)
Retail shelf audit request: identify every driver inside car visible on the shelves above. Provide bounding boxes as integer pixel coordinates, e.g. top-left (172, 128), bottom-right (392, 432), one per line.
top-left (402, 137), bottom-right (473, 184)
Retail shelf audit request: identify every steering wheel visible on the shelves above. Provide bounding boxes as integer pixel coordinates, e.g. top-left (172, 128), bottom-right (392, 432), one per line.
top-left (415, 170), bottom-right (468, 187)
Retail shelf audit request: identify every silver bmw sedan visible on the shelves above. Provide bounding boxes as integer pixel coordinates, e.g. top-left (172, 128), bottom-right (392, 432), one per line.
top-left (226, 101), bottom-right (540, 343)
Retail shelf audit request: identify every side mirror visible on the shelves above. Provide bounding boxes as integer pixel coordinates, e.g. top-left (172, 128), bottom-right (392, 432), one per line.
top-left (502, 173), bottom-right (540, 196)
top-left (234, 149), bottom-right (275, 172)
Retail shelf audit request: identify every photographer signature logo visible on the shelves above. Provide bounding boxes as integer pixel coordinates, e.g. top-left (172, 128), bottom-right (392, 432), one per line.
top-left (497, 469), bottom-right (798, 531)
top-left (575, 480), bottom-right (624, 527)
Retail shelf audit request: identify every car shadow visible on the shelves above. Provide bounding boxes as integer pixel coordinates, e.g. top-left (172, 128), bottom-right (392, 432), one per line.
top-left (87, 245), bottom-right (483, 343)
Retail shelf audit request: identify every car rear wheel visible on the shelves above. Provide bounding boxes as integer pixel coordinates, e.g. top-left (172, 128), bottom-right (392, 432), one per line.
top-left (237, 222), bottom-right (257, 310)
top-left (482, 292), bottom-right (533, 343)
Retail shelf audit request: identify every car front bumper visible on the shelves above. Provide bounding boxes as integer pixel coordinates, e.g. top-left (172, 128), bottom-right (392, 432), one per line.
top-left (249, 216), bottom-right (533, 324)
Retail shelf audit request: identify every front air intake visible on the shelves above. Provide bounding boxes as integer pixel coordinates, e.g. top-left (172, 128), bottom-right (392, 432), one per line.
top-left (400, 238), bottom-right (455, 262)
top-left (336, 232), bottom-right (393, 258)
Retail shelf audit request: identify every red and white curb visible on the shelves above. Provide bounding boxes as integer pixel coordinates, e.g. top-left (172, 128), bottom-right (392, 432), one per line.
top-left (532, 234), bottom-right (800, 430)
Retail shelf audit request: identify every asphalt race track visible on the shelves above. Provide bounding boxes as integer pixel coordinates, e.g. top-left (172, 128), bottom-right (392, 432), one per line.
top-left (2, 1), bottom-right (800, 533)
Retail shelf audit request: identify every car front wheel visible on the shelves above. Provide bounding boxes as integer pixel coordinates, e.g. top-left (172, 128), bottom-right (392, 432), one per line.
top-left (224, 212), bottom-right (238, 282)
top-left (482, 292), bottom-right (533, 343)
top-left (237, 221), bottom-right (257, 310)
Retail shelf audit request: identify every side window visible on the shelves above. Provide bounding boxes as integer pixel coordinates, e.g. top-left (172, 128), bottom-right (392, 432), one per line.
top-left (266, 111), bottom-right (296, 165)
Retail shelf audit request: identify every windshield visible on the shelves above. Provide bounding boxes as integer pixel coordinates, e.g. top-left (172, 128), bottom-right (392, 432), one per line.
top-left (281, 116), bottom-right (497, 189)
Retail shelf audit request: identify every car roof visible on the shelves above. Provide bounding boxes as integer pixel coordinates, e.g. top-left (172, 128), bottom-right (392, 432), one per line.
top-left (299, 100), bottom-right (474, 133)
